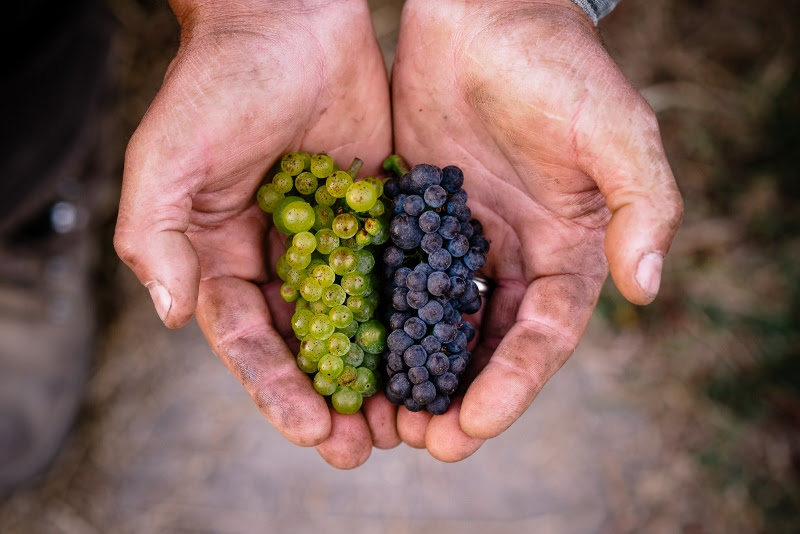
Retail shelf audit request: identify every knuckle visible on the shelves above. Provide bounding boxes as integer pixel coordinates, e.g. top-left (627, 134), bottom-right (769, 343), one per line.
top-left (112, 228), bottom-right (141, 269)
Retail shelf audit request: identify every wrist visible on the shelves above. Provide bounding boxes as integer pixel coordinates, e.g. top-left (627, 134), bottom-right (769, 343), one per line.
top-left (168, 0), bottom-right (365, 32)
top-left (401, 0), bottom-right (598, 35)
top-left (402, 0), bottom-right (599, 23)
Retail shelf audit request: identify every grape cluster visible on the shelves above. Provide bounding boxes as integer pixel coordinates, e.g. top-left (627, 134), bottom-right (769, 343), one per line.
top-left (379, 158), bottom-right (490, 415)
top-left (257, 151), bottom-right (391, 414)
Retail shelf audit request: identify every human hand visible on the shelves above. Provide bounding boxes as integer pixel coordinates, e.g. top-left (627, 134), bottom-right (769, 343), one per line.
top-left (114, 0), bottom-right (399, 468)
top-left (390, 0), bottom-right (683, 460)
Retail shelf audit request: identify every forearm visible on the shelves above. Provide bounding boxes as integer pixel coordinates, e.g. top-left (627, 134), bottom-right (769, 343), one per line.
top-left (570, 0), bottom-right (620, 24)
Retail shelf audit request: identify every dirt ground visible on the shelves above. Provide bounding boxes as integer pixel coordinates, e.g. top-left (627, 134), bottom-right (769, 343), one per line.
top-left (1, 0), bottom-right (798, 533)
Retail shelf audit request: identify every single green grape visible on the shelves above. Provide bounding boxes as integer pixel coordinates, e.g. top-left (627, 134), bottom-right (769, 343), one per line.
top-left (309, 314), bottom-right (335, 340)
top-left (326, 170), bottom-right (352, 198)
top-left (341, 271), bottom-right (368, 296)
top-left (368, 199), bottom-right (385, 217)
top-left (371, 225), bottom-right (389, 246)
top-left (280, 282), bottom-right (299, 302)
top-left (355, 319), bottom-right (387, 354)
top-left (310, 264), bottom-right (335, 288)
top-left (300, 335), bottom-right (327, 361)
top-left (352, 367), bottom-right (377, 395)
top-left (291, 309), bottom-right (314, 338)
top-left (298, 151), bottom-right (312, 169)
top-left (346, 294), bottom-right (366, 314)
top-left (340, 236), bottom-right (362, 251)
top-left (308, 257), bottom-right (326, 270)
top-left (364, 176), bottom-right (384, 198)
top-left (327, 332), bottom-right (351, 357)
top-left (310, 153), bottom-right (335, 178)
top-left (281, 200), bottom-right (315, 234)
top-left (328, 247), bottom-right (358, 276)
top-left (281, 152), bottom-right (306, 176)
top-left (272, 171), bottom-right (294, 194)
top-left (295, 298), bottom-right (310, 311)
top-left (363, 275), bottom-right (374, 296)
top-left (308, 299), bottom-right (330, 316)
top-left (272, 195), bottom-right (302, 234)
top-left (355, 228), bottom-right (372, 247)
top-left (285, 268), bottom-right (307, 290)
top-left (343, 342), bottom-right (364, 367)
top-left (361, 351), bottom-right (379, 371)
top-left (318, 353), bottom-right (344, 380)
top-left (275, 254), bottom-right (290, 281)
top-left (355, 249), bottom-right (375, 274)
top-left (353, 296), bottom-right (376, 322)
top-left (292, 231), bottom-right (317, 255)
top-left (345, 181), bottom-right (378, 212)
top-left (328, 305), bottom-right (354, 329)
top-left (256, 184), bottom-right (284, 213)
top-left (331, 386), bottom-right (362, 414)
top-left (364, 217), bottom-right (383, 236)
top-left (322, 284), bottom-right (346, 307)
top-left (299, 277), bottom-right (323, 302)
top-left (314, 186), bottom-right (336, 207)
top-left (295, 171), bottom-right (318, 195)
top-left (285, 246), bottom-right (311, 270)
top-left (336, 320), bottom-right (359, 338)
top-left (365, 290), bottom-right (379, 309)
top-left (337, 365), bottom-right (358, 387)
top-left (312, 205), bottom-right (334, 230)
top-left (296, 353), bottom-right (318, 374)
top-left (332, 213), bottom-right (359, 239)
top-left (315, 229), bottom-right (340, 255)
top-left (313, 372), bottom-right (337, 396)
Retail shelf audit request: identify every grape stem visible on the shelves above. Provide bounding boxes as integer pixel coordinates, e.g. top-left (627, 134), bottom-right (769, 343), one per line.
top-left (347, 158), bottom-right (363, 179)
top-left (382, 154), bottom-right (410, 177)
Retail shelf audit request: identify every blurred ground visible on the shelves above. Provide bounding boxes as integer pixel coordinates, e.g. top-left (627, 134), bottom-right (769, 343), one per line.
top-left (1, 0), bottom-right (799, 533)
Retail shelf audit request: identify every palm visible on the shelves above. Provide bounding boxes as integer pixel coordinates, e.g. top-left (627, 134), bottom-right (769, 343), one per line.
top-left (391, 0), bottom-right (681, 459)
top-left (127, 12), bottom-right (390, 278)
top-left (116, 3), bottom-right (394, 467)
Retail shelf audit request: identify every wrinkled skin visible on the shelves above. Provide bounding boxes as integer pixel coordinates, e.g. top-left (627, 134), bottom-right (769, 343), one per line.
top-left (116, 0), bottom-right (683, 469)
top-left (390, 0), bottom-right (683, 461)
top-left (114, 0), bottom-right (400, 469)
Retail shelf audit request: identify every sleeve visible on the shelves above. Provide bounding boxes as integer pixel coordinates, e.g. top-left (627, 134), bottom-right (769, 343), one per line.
top-left (570, 0), bottom-right (621, 25)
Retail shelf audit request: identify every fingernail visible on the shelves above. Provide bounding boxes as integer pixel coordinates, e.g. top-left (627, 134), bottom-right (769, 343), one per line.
top-left (635, 252), bottom-right (663, 299)
top-left (146, 281), bottom-right (172, 322)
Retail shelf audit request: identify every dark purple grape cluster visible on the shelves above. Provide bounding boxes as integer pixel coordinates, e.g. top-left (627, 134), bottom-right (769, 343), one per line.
top-left (379, 162), bottom-right (490, 415)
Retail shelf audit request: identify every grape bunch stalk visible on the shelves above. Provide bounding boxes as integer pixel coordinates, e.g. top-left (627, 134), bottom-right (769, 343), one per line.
top-left (257, 151), bottom-right (391, 414)
top-left (379, 156), bottom-right (490, 415)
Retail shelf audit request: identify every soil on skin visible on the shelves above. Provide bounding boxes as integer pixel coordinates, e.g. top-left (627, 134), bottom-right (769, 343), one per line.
top-left (1, 1), bottom-right (798, 533)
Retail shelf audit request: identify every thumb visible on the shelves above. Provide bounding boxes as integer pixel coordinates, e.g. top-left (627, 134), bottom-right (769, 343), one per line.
top-left (576, 76), bottom-right (683, 305)
top-left (114, 136), bottom-right (200, 328)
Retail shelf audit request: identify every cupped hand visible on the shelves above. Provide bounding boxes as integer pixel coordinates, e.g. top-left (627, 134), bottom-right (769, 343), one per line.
top-left (114, 0), bottom-right (399, 468)
top-left (390, 0), bottom-right (683, 461)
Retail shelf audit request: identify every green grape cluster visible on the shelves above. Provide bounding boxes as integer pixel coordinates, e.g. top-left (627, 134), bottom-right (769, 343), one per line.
top-left (257, 151), bottom-right (391, 414)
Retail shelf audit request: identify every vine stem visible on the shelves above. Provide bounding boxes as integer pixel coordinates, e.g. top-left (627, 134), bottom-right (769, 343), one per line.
top-left (347, 158), bottom-right (363, 179)
top-left (382, 154), bottom-right (410, 177)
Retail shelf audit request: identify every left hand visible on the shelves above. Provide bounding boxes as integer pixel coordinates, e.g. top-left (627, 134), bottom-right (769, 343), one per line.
top-left (389, 0), bottom-right (683, 461)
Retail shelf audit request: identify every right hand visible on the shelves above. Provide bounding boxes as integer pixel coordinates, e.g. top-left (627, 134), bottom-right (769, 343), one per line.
top-left (114, 0), bottom-right (398, 469)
